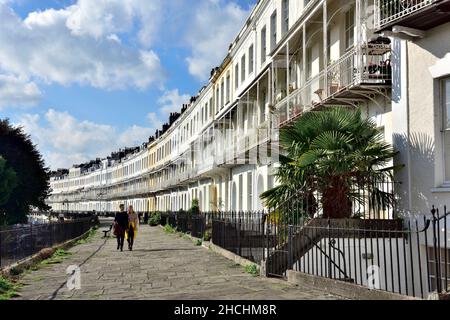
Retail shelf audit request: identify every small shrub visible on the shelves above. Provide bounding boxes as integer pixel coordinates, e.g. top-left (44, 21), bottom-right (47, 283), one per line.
top-left (195, 239), bottom-right (202, 246)
top-left (0, 275), bottom-right (19, 300)
top-left (188, 199), bottom-right (200, 215)
top-left (8, 267), bottom-right (22, 277)
top-left (203, 231), bottom-right (212, 242)
top-left (41, 249), bottom-right (72, 265)
top-left (244, 264), bottom-right (259, 277)
top-left (163, 224), bottom-right (176, 234)
top-left (148, 212), bottom-right (161, 226)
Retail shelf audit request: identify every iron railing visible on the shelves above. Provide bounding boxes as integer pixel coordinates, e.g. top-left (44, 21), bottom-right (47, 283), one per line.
top-left (160, 212), bottom-right (211, 239)
top-left (275, 44), bottom-right (391, 126)
top-left (375, 0), bottom-right (438, 29)
top-left (0, 217), bottom-right (96, 269)
top-left (211, 211), bottom-right (267, 264)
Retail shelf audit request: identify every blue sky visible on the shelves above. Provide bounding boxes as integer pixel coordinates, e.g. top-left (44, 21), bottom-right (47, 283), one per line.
top-left (0, 0), bottom-right (256, 169)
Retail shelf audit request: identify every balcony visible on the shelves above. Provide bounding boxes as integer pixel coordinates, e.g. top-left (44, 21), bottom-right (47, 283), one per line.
top-left (375, 0), bottom-right (450, 31)
top-left (275, 44), bottom-right (391, 127)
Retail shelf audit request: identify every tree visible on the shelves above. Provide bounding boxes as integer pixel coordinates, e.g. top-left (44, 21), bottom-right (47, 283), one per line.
top-left (261, 107), bottom-right (400, 219)
top-left (0, 156), bottom-right (17, 207)
top-left (0, 119), bottom-right (50, 225)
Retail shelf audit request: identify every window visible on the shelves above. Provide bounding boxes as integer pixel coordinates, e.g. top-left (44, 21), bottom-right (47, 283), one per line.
top-left (345, 6), bottom-right (355, 49)
top-left (282, 0), bottom-right (289, 36)
top-left (327, 29), bottom-right (331, 63)
top-left (241, 54), bottom-right (246, 83)
top-left (270, 11), bottom-right (277, 51)
top-left (443, 77), bottom-right (450, 182)
top-left (209, 98), bottom-right (213, 117)
top-left (226, 74), bottom-right (231, 104)
top-left (220, 79), bottom-right (224, 108)
top-left (238, 174), bottom-right (243, 211)
top-left (216, 87), bottom-right (220, 112)
top-left (248, 44), bottom-right (254, 75)
top-left (261, 26), bottom-right (267, 64)
top-left (306, 47), bottom-right (312, 79)
top-left (235, 63), bottom-right (239, 89)
top-left (247, 172), bottom-right (253, 211)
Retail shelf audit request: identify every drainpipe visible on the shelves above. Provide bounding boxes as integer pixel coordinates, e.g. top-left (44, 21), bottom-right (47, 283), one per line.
top-left (405, 40), bottom-right (413, 212)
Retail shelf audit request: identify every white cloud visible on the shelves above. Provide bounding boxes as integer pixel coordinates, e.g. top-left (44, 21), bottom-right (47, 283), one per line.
top-left (184, 0), bottom-right (250, 80)
top-left (16, 109), bottom-right (158, 169)
top-left (0, 74), bottom-right (42, 108)
top-left (0, 2), bottom-right (165, 94)
top-left (147, 112), bottom-right (163, 129)
top-left (0, 0), bottom-right (251, 109)
top-left (158, 89), bottom-right (190, 115)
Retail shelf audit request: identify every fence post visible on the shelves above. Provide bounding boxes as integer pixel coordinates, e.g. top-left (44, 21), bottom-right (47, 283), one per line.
top-left (0, 229), bottom-right (2, 268)
top-left (30, 223), bottom-right (34, 256)
top-left (328, 218), bottom-right (332, 279)
top-left (288, 225), bottom-right (293, 269)
top-left (431, 205), bottom-right (441, 293)
top-left (237, 214), bottom-right (241, 257)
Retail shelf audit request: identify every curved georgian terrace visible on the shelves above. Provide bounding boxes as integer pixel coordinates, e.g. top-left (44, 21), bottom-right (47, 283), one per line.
top-left (5, 0), bottom-right (449, 301)
top-left (47, 0), bottom-right (396, 215)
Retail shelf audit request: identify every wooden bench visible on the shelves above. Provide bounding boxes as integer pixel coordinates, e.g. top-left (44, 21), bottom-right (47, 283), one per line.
top-left (103, 224), bottom-right (113, 238)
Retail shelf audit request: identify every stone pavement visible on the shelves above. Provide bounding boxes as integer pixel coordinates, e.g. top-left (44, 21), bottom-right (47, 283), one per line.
top-left (15, 221), bottom-right (343, 300)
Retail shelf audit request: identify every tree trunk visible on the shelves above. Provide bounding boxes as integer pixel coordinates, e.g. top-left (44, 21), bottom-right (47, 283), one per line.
top-left (322, 177), bottom-right (352, 218)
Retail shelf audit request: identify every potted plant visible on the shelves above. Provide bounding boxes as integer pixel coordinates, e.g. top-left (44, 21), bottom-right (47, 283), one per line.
top-left (328, 60), bottom-right (340, 94)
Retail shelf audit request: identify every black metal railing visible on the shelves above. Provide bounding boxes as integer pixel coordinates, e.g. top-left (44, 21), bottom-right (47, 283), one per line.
top-left (264, 206), bottom-right (450, 299)
top-left (160, 211), bottom-right (211, 239)
top-left (211, 211), bottom-right (267, 264)
top-left (0, 217), bottom-right (96, 268)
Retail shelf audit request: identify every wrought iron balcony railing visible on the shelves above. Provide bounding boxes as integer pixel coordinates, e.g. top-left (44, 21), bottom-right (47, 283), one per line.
top-left (275, 44), bottom-right (391, 127)
top-left (375, 0), bottom-right (442, 30)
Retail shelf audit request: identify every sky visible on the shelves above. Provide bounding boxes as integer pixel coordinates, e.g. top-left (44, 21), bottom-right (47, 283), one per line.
top-left (0, 0), bottom-right (256, 170)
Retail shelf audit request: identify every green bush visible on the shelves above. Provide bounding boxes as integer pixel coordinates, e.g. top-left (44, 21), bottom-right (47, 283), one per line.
top-left (0, 275), bottom-right (19, 300)
top-left (163, 224), bottom-right (176, 234)
top-left (188, 199), bottom-right (200, 215)
top-left (203, 231), bottom-right (212, 242)
top-left (244, 264), bottom-right (259, 277)
top-left (148, 211), bottom-right (161, 226)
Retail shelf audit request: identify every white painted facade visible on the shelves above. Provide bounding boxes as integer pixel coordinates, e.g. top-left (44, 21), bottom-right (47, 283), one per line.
top-left (47, 0), bottom-right (449, 217)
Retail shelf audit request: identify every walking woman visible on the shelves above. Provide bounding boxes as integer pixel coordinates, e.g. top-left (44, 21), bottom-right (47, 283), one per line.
top-left (114, 204), bottom-right (128, 251)
top-left (125, 205), bottom-right (139, 251)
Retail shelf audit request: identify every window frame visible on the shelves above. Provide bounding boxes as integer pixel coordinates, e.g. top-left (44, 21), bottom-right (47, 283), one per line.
top-left (282, 0), bottom-right (289, 36)
top-left (261, 26), bottom-right (267, 64)
top-left (235, 63), bottom-right (239, 90)
top-left (442, 77), bottom-right (450, 183)
top-left (241, 54), bottom-right (246, 84)
top-left (270, 10), bottom-right (277, 52)
top-left (345, 6), bottom-right (355, 50)
top-left (248, 44), bottom-right (254, 75)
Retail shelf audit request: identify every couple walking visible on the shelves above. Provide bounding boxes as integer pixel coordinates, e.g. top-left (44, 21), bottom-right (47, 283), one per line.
top-left (114, 204), bottom-right (139, 251)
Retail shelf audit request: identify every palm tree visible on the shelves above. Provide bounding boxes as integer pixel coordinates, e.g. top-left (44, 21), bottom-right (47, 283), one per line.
top-left (261, 107), bottom-right (401, 219)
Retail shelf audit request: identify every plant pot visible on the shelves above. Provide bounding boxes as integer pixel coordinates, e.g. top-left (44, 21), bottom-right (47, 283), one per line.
top-left (330, 83), bottom-right (340, 94)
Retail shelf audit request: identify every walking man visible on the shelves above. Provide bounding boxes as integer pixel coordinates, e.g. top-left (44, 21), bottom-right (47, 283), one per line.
top-left (114, 204), bottom-right (128, 251)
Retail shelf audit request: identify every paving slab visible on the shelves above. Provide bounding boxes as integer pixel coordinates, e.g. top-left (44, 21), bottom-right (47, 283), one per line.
top-left (15, 224), bottom-right (344, 300)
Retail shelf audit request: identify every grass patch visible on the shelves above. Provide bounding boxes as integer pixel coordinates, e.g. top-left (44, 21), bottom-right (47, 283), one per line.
top-left (75, 227), bottom-right (98, 245)
top-left (195, 239), bottom-right (203, 246)
top-left (41, 249), bottom-right (72, 265)
top-left (244, 264), bottom-right (259, 277)
top-left (163, 224), bottom-right (177, 234)
top-left (0, 275), bottom-right (20, 300)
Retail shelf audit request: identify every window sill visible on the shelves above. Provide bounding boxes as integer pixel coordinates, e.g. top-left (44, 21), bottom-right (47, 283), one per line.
top-left (431, 185), bottom-right (450, 193)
